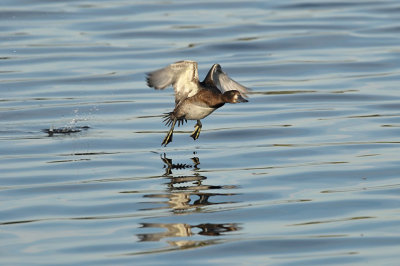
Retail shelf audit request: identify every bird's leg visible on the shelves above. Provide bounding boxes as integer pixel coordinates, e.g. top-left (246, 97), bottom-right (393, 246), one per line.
top-left (162, 118), bottom-right (177, 146)
top-left (190, 120), bottom-right (202, 140)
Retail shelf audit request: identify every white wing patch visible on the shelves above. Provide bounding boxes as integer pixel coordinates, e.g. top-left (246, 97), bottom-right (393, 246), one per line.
top-left (147, 60), bottom-right (200, 104)
top-left (212, 64), bottom-right (249, 98)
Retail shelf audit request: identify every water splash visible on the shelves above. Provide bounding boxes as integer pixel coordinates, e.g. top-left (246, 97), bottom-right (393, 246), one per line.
top-left (43, 107), bottom-right (95, 136)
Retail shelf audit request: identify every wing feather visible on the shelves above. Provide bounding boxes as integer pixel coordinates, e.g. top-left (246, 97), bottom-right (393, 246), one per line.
top-left (211, 64), bottom-right (249, 97)
top-left (147, 60), bottom-right (199, 104)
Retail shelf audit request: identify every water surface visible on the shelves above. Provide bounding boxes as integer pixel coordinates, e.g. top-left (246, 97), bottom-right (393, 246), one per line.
top-left (1, 0), bottom-right (400, 265)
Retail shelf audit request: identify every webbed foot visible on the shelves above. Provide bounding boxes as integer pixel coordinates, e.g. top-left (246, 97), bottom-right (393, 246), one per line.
top-left (190, 120), bottom-right (202, 140)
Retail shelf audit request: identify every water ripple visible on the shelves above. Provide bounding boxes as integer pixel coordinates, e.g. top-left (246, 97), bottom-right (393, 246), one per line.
top-left (1, 0), bottom-right (400, 265)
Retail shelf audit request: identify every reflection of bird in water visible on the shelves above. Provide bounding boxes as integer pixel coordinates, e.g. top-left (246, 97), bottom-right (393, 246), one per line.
top-left (142, 154), bottom-right (231, 211)
top-left (133, 153), bottom-right (241, 250)
top-left (137, 223), bottom-right (192, 242)
top-left (147, 60), bottom-right (249, 146)
top-left (160, 152), bottom-right (199, 176)
top-left (142, 153), bottom-right (237, 212)
top-left (137, 222), bottom-right (240, 242)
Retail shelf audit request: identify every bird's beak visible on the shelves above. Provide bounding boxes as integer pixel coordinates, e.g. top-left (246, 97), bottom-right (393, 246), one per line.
top-left (237, 94), bottom-right (248, 103)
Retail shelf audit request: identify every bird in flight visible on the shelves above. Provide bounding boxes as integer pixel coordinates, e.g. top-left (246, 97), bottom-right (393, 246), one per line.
top-left (147, 60), bottom-right (249, 146)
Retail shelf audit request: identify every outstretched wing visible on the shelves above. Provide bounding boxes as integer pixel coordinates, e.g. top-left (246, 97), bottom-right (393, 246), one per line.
top-left (204, 64), bottom-right (249, 98)
top-left (147, 60), bottom-right (200, 104)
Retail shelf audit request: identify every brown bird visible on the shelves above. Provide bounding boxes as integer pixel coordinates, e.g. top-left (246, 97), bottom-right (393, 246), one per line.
top-left (147, 60), bottom-right (249, 146)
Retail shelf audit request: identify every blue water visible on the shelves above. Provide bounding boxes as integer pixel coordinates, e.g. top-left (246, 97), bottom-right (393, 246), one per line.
top-left (1, 0), bottom-right (400, 265)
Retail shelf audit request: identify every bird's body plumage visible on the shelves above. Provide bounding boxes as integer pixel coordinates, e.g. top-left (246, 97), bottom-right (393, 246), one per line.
top-left (146, 60), bottom-right (249, 146)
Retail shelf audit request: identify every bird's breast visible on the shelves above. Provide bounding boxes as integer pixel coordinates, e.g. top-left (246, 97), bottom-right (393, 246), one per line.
top-left (176, 102), bottom-right (217, 120)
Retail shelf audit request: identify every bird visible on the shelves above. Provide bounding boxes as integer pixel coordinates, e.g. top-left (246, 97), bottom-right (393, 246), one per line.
top-left (146, 60), bottom-right (249, 146)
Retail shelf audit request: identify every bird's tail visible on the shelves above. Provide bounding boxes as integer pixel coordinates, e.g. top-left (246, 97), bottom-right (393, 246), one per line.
top-left (162, 112), bottom-right (187, 127)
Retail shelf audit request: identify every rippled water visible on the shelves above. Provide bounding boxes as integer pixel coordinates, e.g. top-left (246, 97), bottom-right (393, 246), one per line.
top-left (1, 0), bottom-right (400, 265)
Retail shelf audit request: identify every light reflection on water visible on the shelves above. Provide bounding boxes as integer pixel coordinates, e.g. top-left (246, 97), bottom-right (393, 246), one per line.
top-left (1, 0), bottom-right (400, 265)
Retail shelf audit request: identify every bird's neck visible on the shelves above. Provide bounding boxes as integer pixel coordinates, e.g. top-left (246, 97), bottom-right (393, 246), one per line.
top-left (196, 90), bottom-right (226, 109)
